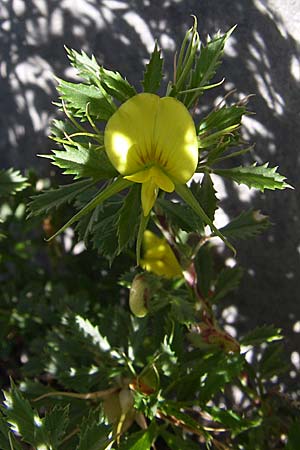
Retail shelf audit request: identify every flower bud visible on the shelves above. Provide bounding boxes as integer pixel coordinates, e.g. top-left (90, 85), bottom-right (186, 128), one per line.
top-left (119, 388), bottom-right (134, 414)
top-left (103, 392), bottom-right (122, 424)
top-left (129, 274), bottom-right (151, 317)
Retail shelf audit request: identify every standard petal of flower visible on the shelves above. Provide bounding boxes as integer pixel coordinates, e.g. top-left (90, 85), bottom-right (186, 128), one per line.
top-left (104, 93), bottom-right (159, 175)
top-left (153, 97), bottom-right (198, 183)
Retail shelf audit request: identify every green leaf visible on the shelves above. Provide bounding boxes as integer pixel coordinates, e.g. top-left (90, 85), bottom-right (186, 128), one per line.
top-left (220, 209), bottom-right (270, 240)
top-left (160, 430), bottom-right (200, 450)
top-left (65, 47), bottom-right (136, 102)
top-left (27, 179), bottom-right (94, 218)
top-left (0, 169), bottom-right (29, 197)
top-left (241, 325), bottom-right (283, 347)
top-left (117, 185), bottom-right (141, 252)
top-left (195, 243), bottom-right (214, 297)
top-left (43, 405), bottom-right (69, 448)
top-left (65, 47), bottom-right (101, 86)
top-left (47, 144), bottom-right (117, 180)
top-left (199, 105), bottom-right (246, 135)
top-left (286, 421), bottom-right (300, 450)
top-left (2, 382), bottom-right (46, 447)
top-left (198, 104), bottom-right (246, 150)
top-left (99, 67), bottom-right (136, 102)
top-left (46, 177), bottom-right (131, 241)
top-left (183, 26), bottom-right (236, 108)
top-left (176, 352), bottom-right (244, 402)
top-left (57, 78), bottom-right (116, 121)
top-left (90, 202), bottom-right (121, 262)
top-left (175, 183), bottom-right (235, 254)
top-left (157, 198), bottom-right (203, 233)
top-left (0, 414), bottom-right (23, 450)
top-left (77, 421), bottom-right (112, 450)
top-left (214, 163), bottom-right (291, 191)
top-left (75, 315), bottom-right (111, 352)
top-left (66, 47), bottom-right (136, 102)
top-left (160, 403), bottom-right (210, 441)
top-left (259, 343), bottom-right (289, 379)
top-left (118, 423), bottom-right (157, 450)
top-left (212, 266), bottom-right (244, 303)
top-left (142, 42), bottom-right (164, 94)
top-left (205, 406), bottom-right (261, 436)
top-left (190, 174), bottom-right (218, 221)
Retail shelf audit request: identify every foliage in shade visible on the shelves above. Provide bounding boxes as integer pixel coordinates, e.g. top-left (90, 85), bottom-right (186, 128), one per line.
top-left (0, 169), bottom-right (29, 197)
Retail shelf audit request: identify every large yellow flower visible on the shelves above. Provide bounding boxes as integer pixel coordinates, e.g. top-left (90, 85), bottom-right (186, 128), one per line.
top-left (104, 93), bottom-right (198, 216)
top-left (141, 230), bottom-right (182, 279)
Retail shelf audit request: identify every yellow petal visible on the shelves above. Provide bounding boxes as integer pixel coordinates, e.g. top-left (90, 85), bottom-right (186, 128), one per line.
top-left (141, 179), bottom-right (158, 217)
top-left (141, 230), bottom-right (182, 278)
top-left (149, 166), bottom-right (174, 192)
top-left (104, 93), bottom-right (198, 184)
top-left (153, 97), bottom-right (199, 183)
top-left (104, 94), bottom-right (159, 175)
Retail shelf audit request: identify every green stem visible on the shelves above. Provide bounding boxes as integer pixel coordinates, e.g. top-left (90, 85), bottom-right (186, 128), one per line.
top-left (175, 183), bottom-right (235, 255)
top-left (136, 213), bottom-right (150, 265)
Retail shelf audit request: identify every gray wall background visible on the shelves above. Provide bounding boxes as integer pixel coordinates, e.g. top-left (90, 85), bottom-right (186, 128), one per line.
top-left (1, 0), bottom-right (300, 388)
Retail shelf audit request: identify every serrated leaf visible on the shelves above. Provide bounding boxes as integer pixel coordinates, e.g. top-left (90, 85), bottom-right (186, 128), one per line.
top-left (190, 174), bottom-right (218, 221)
top-left (99, 67), bottom-right (136, 102)
top-left (117, 185), bottom-right (141, 252)
top-left (75, 315), bottom-right (111, 352)
top-left (118, 423), bottom-right (157, 450)
top-left (27, 179), bottom-right (94, 218)
top-left (259, 343), bottom-right (289, 379)
top-left (142, 42), bottom-right (164, 93)
top-left (195, 243), bottom-right (214, 298)
top-left (170, 297), bottom-right (195, 325)
top-left (0, 169), bottom-right (29, 197)
top-left (57, 78), bottom-right (116, 121)
top-left (65, 47), bottom-right (101, 86)
top-left (46, 177), bottom-right (131, 242)
top-left (175, 184), bottom-right (234, 253)
top-left (65, 47), bottom-right (136, 102)
top-left (160, 403), bottom-right (210, 440)
top-left (184, 26), bottom-right (235, 108)
top-left (212, 266), bottom-right (244, 303)
top-left (198, 353), bottom-right (244, 403)
top-left (3, 382), bottom-right (46, 447)
top-left (198, 104), bottom-right (246, 150)
top-left (176, 352), bottom-right (244, 402)
top-left (204, 406), bottom-right (261, 436)
top-left (160, 429), bottom-right (200, 450)
top-left (77, 421), bottom-right (112, 450)
top-left (43, 405), bottom-right (69, 448)
top-left (199, 105), bottom-right (246, 135)
top-left (48, 144), bottom-right (117, 180)
top-left (214, 163), bottom-right (291, 191)
top-left (220, 209), bottom-right (270, 240)
top-left (0, 414), bottom-right (23, 450)
top-left (90, 201), bottom-right (121, 262)
top-left (157, 198), bottom-right (204, 233)
top-left (241, 325), bottom-right (283, 347)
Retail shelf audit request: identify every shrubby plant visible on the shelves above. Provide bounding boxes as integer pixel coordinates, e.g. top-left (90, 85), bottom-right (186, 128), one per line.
top-left (1, 17), bottom-right (299, 449)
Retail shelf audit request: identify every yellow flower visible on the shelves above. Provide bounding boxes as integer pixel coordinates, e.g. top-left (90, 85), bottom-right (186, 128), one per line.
top-left (104, 93), bottom-right (198, 216)
top-left (141, 230), bottom-right (182, 279)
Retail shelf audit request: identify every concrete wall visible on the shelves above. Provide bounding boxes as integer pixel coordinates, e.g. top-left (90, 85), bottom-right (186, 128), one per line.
top-left (1, 0), bottom-right (300, 387)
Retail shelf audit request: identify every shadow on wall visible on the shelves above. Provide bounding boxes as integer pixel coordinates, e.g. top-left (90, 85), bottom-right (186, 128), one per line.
top-left (1, 0), bottom-right (300, 388)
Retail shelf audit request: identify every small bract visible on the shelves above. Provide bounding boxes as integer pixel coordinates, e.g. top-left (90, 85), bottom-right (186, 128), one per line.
top-left (104, 93), bottom-right (198, 216)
